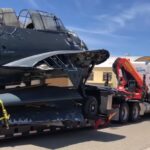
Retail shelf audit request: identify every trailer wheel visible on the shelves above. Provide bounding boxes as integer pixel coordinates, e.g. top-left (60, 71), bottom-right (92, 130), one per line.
top-left (84, 96), bottom-right (98, 117)
top-left (129, 103), bottom-right (140, 122)
top-left (119, 103), bottom-right (129, 123)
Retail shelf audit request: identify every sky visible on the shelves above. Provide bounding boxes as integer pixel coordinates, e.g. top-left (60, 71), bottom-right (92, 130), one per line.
top-left (1, 0), bottom-right (150, 56)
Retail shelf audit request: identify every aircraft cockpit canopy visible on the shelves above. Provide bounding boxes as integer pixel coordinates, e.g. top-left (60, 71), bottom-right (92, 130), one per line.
top-left (19, 9), bottom-right (66, 31)
top-left (0, 8), bottom-right (66, 31)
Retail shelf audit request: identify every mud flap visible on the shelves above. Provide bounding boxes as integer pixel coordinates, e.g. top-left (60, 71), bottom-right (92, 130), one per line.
top-left (94, 112), bottom-right (117, 129)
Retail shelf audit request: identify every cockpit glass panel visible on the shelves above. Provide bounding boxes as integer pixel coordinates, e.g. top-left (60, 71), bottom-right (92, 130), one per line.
top-left (41, 15), bottom-right (57, 31)
top-left (0, 14), bottom-right (2, 25)
top-left (0, 8), bottom-right (20, 27)
top-left (3, 12), bottom-right (19, 27)
top-left (30, 11), bottom-right (45, 30)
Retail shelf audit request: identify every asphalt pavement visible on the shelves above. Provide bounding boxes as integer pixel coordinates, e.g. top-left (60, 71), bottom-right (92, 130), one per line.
top-left (0, 115), bottom-right (150, 150)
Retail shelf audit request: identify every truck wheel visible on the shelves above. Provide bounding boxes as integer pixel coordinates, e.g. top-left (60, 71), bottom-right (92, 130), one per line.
top-left (119, 103), bottom-right (129, 123)
top-left (129, 103), bottom-right (140, 122)
top-left (84, 96), bottom-right (98, 117)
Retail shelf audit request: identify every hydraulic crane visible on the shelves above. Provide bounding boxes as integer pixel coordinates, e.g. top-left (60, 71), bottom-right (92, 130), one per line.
top-left (112, 58), bottom-right (150, 123)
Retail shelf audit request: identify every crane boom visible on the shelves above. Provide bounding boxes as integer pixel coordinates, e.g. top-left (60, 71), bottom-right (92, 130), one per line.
top-left (113, 58), bottom-right (148, 100)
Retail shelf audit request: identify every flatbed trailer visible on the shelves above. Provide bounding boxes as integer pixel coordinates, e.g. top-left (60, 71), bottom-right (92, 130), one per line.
top-left (0, 48), bottom-right (114, 139)
top-left (0, 84), bottom-right (114, 139)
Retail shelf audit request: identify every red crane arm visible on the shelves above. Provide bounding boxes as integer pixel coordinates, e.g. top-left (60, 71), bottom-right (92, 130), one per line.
top-left (113, 58), bottom-right (143, 88)
top-left (113, 58), bottom-right (147, 100)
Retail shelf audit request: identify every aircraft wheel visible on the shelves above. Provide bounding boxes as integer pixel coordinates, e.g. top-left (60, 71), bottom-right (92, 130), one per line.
top-left (84, 96), bottom-right (98, 117)
top-left (119, 103), bottom-right (129, 123)
top-left (129, 103), bottom-right (140, 122)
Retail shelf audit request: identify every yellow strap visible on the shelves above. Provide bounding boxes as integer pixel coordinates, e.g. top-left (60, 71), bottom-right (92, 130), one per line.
top-left (0, 100), bottom-right (10, 128)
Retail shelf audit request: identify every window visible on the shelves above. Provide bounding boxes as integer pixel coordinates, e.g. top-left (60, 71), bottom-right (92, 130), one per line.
top-left (88, 72), bottom-right (94, 81)
top-left (41, 15), bottom-right (57, 30)
top-left (103, 72), bottom-right (112, 81)
top-left (0, 9), bottom-right (20, 27)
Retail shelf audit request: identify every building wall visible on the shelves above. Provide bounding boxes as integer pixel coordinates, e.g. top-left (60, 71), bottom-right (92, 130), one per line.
top-left (133, 62), bottom-right (150, 92)
top-left (87, 60), bottom-right (150, 89)
top-left (87, 67), bottom-right (118, 87)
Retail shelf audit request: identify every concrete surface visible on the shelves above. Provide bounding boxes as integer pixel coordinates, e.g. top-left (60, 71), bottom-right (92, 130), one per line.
top-left (0, 116), bottom-right (150, 150)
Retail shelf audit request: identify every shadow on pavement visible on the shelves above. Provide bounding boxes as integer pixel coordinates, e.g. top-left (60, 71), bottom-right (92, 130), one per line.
top-left (109, 113), bottom-right (150, 129)
top-left (0, 128), bottom-right (125, 149)
top-left (1, 114), bottom-right (149, 149)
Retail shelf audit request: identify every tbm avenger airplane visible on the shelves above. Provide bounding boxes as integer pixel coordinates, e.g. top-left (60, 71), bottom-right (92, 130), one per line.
top-left (0, 8), bottom-right (109, 87)
top-left (0, 8), bottom-right (113, 138)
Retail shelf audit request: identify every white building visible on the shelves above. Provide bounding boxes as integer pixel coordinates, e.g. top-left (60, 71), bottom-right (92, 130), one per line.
top-left (87, 56), bottom-right (150, 90)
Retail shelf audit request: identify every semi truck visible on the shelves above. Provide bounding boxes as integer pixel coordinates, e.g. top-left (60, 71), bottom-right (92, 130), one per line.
top-left (111, 58), bottom-right (150, 123)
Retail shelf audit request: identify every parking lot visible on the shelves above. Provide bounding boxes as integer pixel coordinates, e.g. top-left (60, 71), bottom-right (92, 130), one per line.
top-left (0, 116), bottom-right (150, 150)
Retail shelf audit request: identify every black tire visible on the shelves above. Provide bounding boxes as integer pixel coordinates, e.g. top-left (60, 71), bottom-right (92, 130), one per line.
top-left (119, 103), bottom-right (129, 123)
top-left (84, 96), bottom-right (98, 117)
top-left (129, 103), bottom-right (140, 122)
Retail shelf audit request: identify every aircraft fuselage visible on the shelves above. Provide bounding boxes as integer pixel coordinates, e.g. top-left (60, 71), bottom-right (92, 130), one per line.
top-left (0, 26), bottom-right (82, 65)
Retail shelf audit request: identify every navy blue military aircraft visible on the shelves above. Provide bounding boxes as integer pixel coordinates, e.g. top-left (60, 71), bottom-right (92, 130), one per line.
top-left (0, 8), bottom-right (109, 87)
top-left (0, 9), bottom-right (113, 137)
